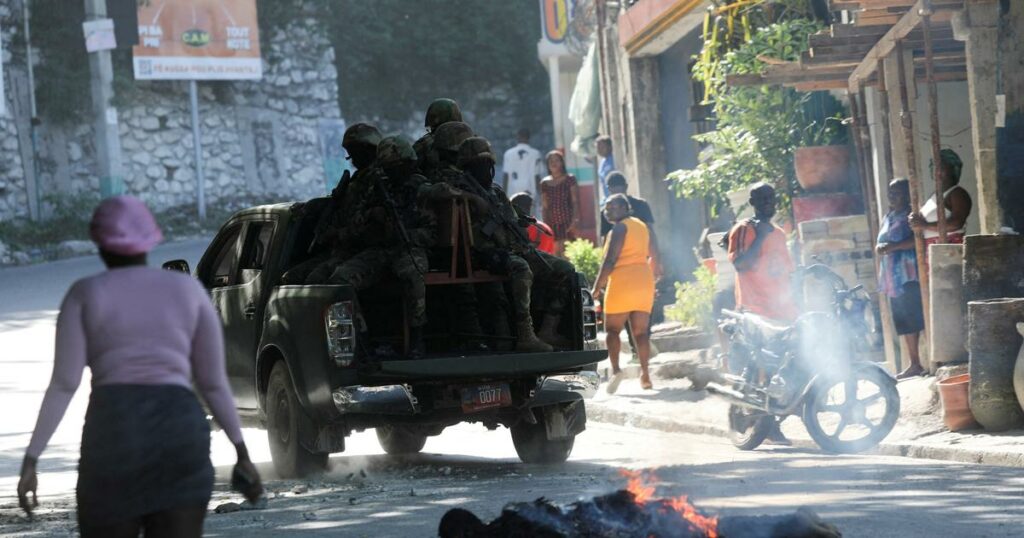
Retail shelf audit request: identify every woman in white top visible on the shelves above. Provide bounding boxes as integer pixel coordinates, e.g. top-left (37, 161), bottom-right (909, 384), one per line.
top-left (909, 149), bottom-right (972, 260)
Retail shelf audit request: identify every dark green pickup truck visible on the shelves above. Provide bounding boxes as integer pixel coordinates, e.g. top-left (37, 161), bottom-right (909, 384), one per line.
top-left (165, 200), bottom-right (604, 477)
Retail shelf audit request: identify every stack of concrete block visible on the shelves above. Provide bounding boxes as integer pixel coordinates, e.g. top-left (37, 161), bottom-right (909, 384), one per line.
top-left (797, 215), bottom-right (876, 293)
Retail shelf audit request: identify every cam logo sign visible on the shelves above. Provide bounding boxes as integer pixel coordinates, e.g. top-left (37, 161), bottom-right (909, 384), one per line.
top-left (541, 0), bottom-right (575, 44)
top-left (182, 28), bottom-right (211, 47)
top-left (133, 0), bottom-right (262, 81)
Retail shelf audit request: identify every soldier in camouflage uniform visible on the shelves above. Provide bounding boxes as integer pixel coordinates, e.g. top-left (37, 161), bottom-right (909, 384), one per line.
top-left (282, 123), bottom-right (383, 285)
top-left (450, 137), bottom-right (554, 353)
top-left (416, 120), bottom-right (498, 350)
top-left (414, 98), bottom-right (464, 177)
top-left (425, 121), bottom-right (475, 184)
top-left (325, 136), bottom-right (435, 357)
top-left (508, 194), bottom-right (576, 348)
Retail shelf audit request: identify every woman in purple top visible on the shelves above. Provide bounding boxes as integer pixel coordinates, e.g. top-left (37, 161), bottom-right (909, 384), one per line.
top-left (875, 178), bottom-right (925, 379)
top-left (17, 196), bottom-right (262, 537)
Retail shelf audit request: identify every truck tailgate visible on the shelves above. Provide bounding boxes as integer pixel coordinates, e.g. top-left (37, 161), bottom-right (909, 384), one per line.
top-left (359, 350), bottom-right (605, 382)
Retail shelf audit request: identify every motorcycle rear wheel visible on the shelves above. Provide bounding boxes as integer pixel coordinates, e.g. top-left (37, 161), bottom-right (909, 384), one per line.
top-left (728, 404), bottom-right (773, 450)
top-left (802, 367), bottom-right (900, 454)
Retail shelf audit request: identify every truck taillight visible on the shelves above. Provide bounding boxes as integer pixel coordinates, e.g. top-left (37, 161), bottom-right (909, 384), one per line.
top-left (581, 288), bottom-right (597, 341)
top-left (326, 301), bottom-right (356, 366)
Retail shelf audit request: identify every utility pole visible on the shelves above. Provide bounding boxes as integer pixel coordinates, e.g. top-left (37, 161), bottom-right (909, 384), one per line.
top-left (22, 0), bottom-right (41, 220)
top-left (189, 80), bottom-right (206, 221)
top-left (84, 0), bottom-right (124, 198)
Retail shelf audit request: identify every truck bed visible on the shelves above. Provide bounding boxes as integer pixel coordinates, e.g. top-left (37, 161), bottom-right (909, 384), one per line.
top-left (358, 349), bottom-right (604, 383)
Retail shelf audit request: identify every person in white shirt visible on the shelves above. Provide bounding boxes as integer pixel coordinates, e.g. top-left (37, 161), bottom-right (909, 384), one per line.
top-left (501, 128), bottom-right (542, 210)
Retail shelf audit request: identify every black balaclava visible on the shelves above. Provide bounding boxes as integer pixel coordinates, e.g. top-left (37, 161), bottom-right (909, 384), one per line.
top-left (466, 161), bottom-right (495, 188)
top-left (347, 143), bottom-right (377, 170)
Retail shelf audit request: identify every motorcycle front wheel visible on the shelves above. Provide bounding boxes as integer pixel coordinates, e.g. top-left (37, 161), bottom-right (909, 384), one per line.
top-left (802, 367), bottom-right (900, 454)
top-left (728, 404), bottom-right (774, 450)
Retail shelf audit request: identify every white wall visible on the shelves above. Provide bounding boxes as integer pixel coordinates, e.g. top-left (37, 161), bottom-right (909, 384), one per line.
top-left (866, 79), bottom-right (978, 235)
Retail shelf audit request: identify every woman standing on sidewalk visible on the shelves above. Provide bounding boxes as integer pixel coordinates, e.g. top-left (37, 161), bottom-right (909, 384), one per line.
top-left (877, 178), bottom-right (926, 379)
top-left (17, 196), bottom-right (262, 537)
top-left (592, 194), bottom-right (662, 392)
top-left (540, 150), bottom-right (581, 257)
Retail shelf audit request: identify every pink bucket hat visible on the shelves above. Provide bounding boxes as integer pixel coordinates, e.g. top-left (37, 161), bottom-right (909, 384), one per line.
top-left (89, 196), bottom-right (164, 256)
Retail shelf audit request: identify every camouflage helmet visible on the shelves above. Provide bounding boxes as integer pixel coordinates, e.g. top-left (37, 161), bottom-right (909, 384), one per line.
top-left (424, 98), bottom-right (463, 131)
top-left (432, 121), bottom-right (475, 153)
top-left (376, 135), bottom-right (418, 167)
top-left (457, 137), bottom-right (496, 167)
top-left (342, 123), bottom-right (383, 149)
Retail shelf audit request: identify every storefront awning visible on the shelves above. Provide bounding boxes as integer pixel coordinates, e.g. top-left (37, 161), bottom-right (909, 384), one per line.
top-left (726, 0), bottom-right (966, 91)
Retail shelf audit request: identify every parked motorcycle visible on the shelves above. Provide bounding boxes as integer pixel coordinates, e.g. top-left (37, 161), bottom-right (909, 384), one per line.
top-left (707, 264), bottom-right (900, 454)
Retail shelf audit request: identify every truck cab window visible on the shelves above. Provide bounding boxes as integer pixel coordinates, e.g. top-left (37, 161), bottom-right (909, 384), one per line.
top-left (206, 224), bottom-right (243, 288)
top-left (239, 222), bottom-right (274, 283)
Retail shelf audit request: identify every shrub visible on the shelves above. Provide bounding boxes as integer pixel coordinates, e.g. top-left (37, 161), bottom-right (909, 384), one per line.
top-left (563, 239), bottom-right (602, 284)
top-left (0, 193), bottom-right (99, 250)
top-left (0, 192), bottom-right (286, 258)
top-left (665, 265), bottom-right (717, 329)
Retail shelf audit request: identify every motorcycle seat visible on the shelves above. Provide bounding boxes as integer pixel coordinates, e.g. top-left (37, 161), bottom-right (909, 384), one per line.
top-left (739, 312), bottom-right (791, 345)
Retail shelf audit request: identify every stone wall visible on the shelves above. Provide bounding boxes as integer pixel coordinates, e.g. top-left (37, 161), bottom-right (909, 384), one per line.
top-left (0, 0), bottom-right (29, 222)
top-left (0, 5), bottom-right (342, 224)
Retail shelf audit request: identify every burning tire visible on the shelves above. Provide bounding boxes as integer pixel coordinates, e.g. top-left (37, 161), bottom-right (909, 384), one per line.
top-left (801, 366), bottom-right (900, 454)
top-left (376, 425), bottom-right (428, 455)
top-left (266, 361), bottom-right (330, 477)
top-left (727, 404), bottom-right (773, 450)
top-left (511, 410), bottom-right (575, 464)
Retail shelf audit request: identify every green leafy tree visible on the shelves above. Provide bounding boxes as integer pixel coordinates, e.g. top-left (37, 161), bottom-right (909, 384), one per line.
top-left (671, 9), bottom-right (848, 217)
top-left (258, 0), bottom-right (551, 141)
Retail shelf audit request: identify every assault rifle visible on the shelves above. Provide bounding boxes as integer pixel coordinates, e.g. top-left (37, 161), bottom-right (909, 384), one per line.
top-left (309, 169), bottom-right (351, 254)
top-left (459, 176), bottom-right (552, 271)
top-left (372, 171), bottom-right (425, 274)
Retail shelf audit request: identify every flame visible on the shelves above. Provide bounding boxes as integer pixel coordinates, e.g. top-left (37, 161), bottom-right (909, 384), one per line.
top-left (620, 469), bottom-right (658, 504)
top-left (668, 496), bottom-right (720, 538)
top-left (619, 469), bottom-right (719, 538)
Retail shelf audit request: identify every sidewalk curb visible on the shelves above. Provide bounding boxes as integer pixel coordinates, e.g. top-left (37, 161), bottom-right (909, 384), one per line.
top-left (588, 401), bottom-right (1024, 468)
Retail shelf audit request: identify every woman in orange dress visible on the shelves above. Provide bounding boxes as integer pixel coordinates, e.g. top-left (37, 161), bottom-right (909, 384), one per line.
top-left (591, 194), bottom-right (662, 392)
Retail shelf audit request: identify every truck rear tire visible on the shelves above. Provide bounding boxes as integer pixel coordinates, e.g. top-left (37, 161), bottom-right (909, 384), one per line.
top-left (266, 361), bottom-right (329, 478)
top-left (511, 412), bottom-right (575, 464)
top-left (376, 425), bottom-right (428, 455)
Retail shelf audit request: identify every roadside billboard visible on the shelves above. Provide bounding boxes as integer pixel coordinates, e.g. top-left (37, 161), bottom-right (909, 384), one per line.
top-left (133, 0), bottom-right (262, 80)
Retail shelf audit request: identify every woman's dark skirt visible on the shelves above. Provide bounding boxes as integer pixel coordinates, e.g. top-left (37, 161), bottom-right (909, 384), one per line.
top-left (889, 281), bottom-right (925, 336)
top-left (77, 384), bottom-right (214, 527)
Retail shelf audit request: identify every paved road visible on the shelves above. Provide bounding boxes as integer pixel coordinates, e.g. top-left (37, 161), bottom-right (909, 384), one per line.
top-left (1, 245), bottom-right (1022, 537)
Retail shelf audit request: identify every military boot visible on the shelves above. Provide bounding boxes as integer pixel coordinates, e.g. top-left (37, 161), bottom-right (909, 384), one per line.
top-left (537, 314), bottom-right (571, 349)
top-left (516, 321), bottom-right (553, 353)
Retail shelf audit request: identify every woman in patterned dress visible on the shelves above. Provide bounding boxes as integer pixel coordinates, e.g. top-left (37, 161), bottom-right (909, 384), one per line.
top-left (540, 150), bottom-right (581, 257)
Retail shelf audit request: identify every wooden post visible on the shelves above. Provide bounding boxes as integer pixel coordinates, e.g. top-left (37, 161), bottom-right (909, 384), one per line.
top-left (921, 4), bottom-right (948, 242)
top-left (876, 60), bottom-right (895, 183)
top-left (850, 88), bottom-right (899, 370)
top-left (856, 87), bottom-right (880, 237)
top-left (895, 40), bottom-right (932, 339)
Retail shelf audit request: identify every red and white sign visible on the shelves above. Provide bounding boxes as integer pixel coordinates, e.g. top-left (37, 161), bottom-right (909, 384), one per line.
top-left (133, 0), bottom-right (262, 81)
